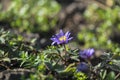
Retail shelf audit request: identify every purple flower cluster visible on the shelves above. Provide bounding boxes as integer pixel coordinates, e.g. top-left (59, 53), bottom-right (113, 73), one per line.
top-left (79, 48), bottom-right (95, 59)
top-left (50, 29), bottom-right (73, 45)
top-left (50, 29), bottom-right (95, 73)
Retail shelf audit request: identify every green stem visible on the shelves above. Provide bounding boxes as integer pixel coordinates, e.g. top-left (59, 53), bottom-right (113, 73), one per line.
top-left (57, 49), bottom-right (66, 63)
top-left (63, 44), bottom-right (67, 51)
top-left (63, 44), bottom-right (67, 66)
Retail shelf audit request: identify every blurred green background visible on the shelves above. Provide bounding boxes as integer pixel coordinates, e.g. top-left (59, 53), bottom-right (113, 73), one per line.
top-left (0, 0), bottom-right (120, 52)
top-left (0, 0), bottom-right (60, 32)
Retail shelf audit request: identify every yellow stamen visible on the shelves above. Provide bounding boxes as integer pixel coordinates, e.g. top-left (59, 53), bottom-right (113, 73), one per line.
top-left (59, 36), bottom-right (66, 41)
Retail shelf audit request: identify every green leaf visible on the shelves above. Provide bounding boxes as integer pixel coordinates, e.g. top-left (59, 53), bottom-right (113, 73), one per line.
top-left (1, 57), bottom-right (11, 62)
top-left (0, 37), bottom-right (5, 44)
top-left (70, 56), bottom-right (79, 61)
top-left (108, 60), bottom-right (120, 72)
top-left (102, 70), bottom-right (107, 79)
top-left (74, 72), bottom-right (88, 80)
top-left (105, 71), bottom-right (115, 80)
top-left (100, 69), bottom-right (107, 80)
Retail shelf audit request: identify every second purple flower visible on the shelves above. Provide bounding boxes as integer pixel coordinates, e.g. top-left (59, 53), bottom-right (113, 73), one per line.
top-left (79, 48), bottom-right (95, 59)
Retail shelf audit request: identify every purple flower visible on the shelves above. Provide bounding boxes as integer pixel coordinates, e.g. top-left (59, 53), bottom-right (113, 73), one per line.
top-left (50, 29), bottom-right (73, 45)
top-left (77, 62), bottom-right (89, 72)
top-left (79, 48), bottom-right (95, 59)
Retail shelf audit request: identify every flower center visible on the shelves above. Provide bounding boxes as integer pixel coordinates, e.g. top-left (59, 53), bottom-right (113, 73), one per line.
top-left (59, 36), bottom-right (67, 41)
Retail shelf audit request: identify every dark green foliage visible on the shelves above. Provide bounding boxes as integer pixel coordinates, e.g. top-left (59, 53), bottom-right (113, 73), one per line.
top-left (0, 29), bottom-right (120, 80)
